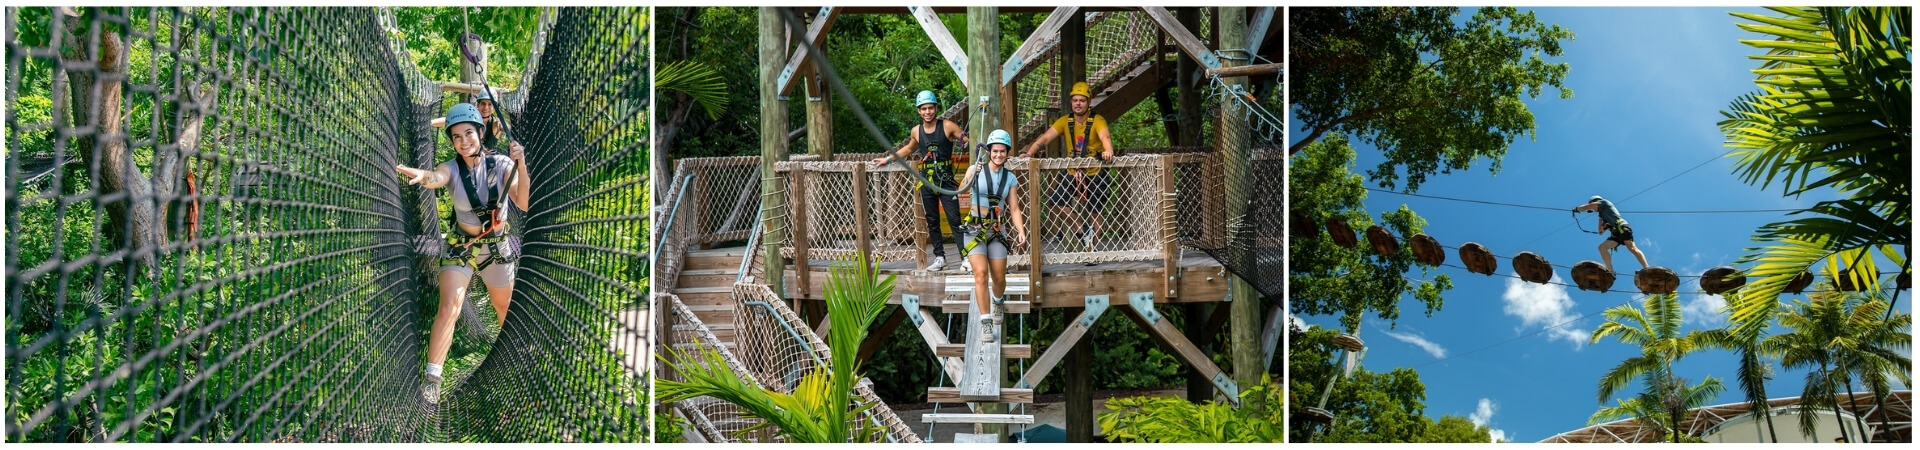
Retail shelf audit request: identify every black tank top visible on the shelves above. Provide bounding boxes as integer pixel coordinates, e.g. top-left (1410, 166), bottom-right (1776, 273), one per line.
top-left (919, 119), bottom-right (953, 165)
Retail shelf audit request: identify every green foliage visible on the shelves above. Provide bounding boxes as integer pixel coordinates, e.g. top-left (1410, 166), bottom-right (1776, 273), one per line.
top-left (1288, 6), bottom-right (1573, 193)
top-left (655, 60), bottom-right (728, 120)
top-left (653, 410), bottom-right (686, 443)
top-left (1098, 374), bottom-right (1283, 443)
top-left (1289, 135), bottom-right (1451, 333)
top-left (393, 7), bottom-right (539, 88)
top-left (1756, 290), bottom-right (1912, 440)
top-left (1717, 7), bottom-right (1911, 342)
top-left (656, 254), bottom-right (892, 442)
top-left (1288, 325), bottom-right (1495, 443)
top-left (1588, 293), bottom-right (1728, 443)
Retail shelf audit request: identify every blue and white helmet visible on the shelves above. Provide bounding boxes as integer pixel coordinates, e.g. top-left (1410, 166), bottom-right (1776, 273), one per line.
top-left (444, 103), bottom-right (485, 137)
top-left (915, 90), bottom-right (939, 107)
top-left (987, 129), bottom-right (1014, 150)
top-left (1590, 195), bottom-right (1604, 203)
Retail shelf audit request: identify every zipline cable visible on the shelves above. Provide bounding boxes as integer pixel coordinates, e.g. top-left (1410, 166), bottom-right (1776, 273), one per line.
top-left (1361, 187), bottom-right (1800, 215)
top-left (1507, 149), bottom-right (1739, 252)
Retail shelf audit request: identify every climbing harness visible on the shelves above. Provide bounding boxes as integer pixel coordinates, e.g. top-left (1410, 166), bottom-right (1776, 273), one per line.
top-left (961, 164), bottom-right (1014, 255)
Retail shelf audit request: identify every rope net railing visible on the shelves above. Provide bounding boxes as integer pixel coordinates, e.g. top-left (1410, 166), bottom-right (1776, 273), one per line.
top-left (728, 283), bottom-right (919, 443)
top-left (1007, 11), bottom-right (1163, 145)
top-left (660, 294), bottom-right (766, 442)
top-left (1176, 73), bottom-right (1284, 300)
top-left (775, 154), bottom-right (1212, 267)
top-left (679, 156), bottom-right (760, 246)
top-left (5, 6), bottom-right (648, 442)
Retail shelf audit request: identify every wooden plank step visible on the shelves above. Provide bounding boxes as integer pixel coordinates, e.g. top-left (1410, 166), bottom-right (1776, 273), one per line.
top-left (684, 248), bottom-right (751, 267)
top-left (952, 433), bottom-right (999, 443)
top-left (926, 387), bottom-right (1033, 404)
top-left (921, 413), bottom-right (1034, 424)
top-left (680, 304), bottom-right (734, 313)
top-left (942, 300), bottom-right (1031, 314)
top-left (673, 286), bottom-right (733, 295)
top-left (935, 343), bottom-right (1031, 358)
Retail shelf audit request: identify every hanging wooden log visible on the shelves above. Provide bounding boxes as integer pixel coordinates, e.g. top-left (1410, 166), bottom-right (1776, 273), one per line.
top-left (1784, 270), bottom-right (1814, 294)
top-left (1325, 216), bottom-right (1357, 248)
top-left (1571, 261), bottom-right (1615, 293)
top-left (1512, 252), bottom-right (1553, 284)
top-left (1409, 233), bottom-right (1445, 267)
top-left (1331, 333), bottom-right (1364, 352)
top-left (1365, 225), bottom-right (1398, 257)
top-left (1290, 210), bottom-right (1319, 239)
top-left (1699, 266), bottom-right (1745, 295)
top-left (1635, 267), bottom-right (1680, 295)
top-left (1835, 268), bottom-right (1865, 292)
top-left (1459, 242), bottom-right (1497, 275)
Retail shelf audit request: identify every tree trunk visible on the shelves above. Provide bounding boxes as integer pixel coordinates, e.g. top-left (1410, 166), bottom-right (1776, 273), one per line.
top-left (1823, 364), bottom-right (1851, 442)
top-left (1839, 370), bottom-right (1870, 442)
top-left (65, 16), bottom-right (160, 271)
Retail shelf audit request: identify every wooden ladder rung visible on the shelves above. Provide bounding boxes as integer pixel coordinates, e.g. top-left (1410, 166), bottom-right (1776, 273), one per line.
top-left (926, 387), bottom-right (1034, 404)
top-left (934, 343), bottom-right (1032, 358)
top-left (921, 413), bottom-right (1035, 424)
top-left (941, 300), bottom-right (1032, 314)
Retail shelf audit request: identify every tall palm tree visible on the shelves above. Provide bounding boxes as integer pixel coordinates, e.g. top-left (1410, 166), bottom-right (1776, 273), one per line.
top-left (656, 255), bottom-right (893, 442)
top-left (1699, 301), bottom-right (1784, 443)
top-left (1761, 292), bottom-right (1912, 442)
top-left (1717, 6), bottom-right (1910, 343)
top-left (1589, 294), bottom-right (1715, 443)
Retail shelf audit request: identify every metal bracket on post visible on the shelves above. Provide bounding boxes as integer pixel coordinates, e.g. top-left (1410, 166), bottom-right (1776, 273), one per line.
top-left (1080, 295), bottom-right (1110, 327)
top-left (1212, 372), bottom-right (1242, 406)
top-left (1128, 292), bottom-right (1160, 324)
top-left (903, 294), bottom-right (924, 326)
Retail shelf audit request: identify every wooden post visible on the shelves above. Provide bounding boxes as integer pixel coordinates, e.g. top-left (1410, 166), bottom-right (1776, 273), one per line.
top-left (1175, 8), bottom-right (1202, 148)
top-left (1218, 6), bottom-right (1263, 390)
top-left (1064, 306), bottom-right (1094, 443)
top-left (966, 6), bottom-right (1008, 443)
top-left (806, 64), bottom-right (834, 161)
top-left (760, 7), bottom-right (792, 297)
top-left (788, 171), bottom-right (812, 297)
top-left (1027, 161), bottom-right (1044, 305)
top-left (1058, 9), bottom-right (1086, 158)
top-left (852, 162), bottom-right (873, 269)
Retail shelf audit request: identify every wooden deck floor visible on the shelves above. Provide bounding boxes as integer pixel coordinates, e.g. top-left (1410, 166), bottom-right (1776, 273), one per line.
top-left (780, 247), bottom-right (1230, 308)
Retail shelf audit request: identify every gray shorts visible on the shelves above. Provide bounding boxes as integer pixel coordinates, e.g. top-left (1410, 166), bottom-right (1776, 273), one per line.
top-left (439, 244), bottom-right (517, 288)
top-left (965, 232), bottom-right (1010, 260)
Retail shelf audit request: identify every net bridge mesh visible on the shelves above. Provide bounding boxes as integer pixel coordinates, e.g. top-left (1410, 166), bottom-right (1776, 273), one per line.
top-left (5, 6), bottom-right (649, 442)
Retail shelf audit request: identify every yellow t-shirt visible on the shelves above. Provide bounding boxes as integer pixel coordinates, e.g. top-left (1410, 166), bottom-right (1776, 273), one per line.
top-left (1050, 114), bottom-right (1109, 176)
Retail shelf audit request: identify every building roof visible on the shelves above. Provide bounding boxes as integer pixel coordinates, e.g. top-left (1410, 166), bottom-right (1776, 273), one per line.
top-left (1539, 390), bottom-right (1911, 443)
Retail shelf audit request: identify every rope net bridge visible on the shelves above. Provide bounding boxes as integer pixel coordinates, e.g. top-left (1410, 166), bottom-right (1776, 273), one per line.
top-left (6, 7), bottom-right (648, 442)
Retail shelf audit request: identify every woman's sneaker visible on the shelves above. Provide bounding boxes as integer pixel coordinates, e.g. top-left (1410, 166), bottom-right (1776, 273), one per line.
top-left (980, 315), bottom-right (997, 343)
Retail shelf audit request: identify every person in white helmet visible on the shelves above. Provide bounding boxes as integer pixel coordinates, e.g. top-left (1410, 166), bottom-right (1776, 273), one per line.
top-left (873, 90), bottom-right (968, 271)
top-left (473, 87), bottom-right (508, 149)
top-left (956, 129), bottom-right (1028, 343)
top-left (1574, 195), bottom-right (1649, 274)
top-left (394, 102), bottom-right (531, 402)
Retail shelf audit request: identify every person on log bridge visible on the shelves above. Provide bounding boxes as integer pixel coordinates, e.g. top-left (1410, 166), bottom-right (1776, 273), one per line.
top-left (956, 129), bottom-right (1028, 343)
top-left (872, 90), bottom-right (970, 272)
top-left (394, 103), bottom-right (532, 403)
top-left (1574, 195), bottom-right (1649, 274)
top-left (1020, 81), bottom-right (1115, 261)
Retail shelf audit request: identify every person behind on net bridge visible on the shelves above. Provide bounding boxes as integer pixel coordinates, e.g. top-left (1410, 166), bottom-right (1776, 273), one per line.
top-left (394, 102), bottom-right (531, 403)
top-left (1019, 81), bottom-right (1114, 262)
top-left (1574, 195), bottom-right (1649, 274)
top-left (473, 87), bottom-right (509, 149)
top-left (872, 90), bottom-right (969, 272)
top-left (956, 129), bottom-right (1028, 343)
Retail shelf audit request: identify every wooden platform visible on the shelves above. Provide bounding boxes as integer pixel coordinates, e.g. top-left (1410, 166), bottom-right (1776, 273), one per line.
top-left (781, 249), bottom-right (1228, 307)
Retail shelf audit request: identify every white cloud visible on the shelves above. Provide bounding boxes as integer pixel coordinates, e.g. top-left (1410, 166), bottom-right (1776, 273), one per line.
top-left (1379, 328), bottom-right (1448, 359)
top-left (1682, 294), bottom-right (1728, 328)
top-left (1501, 274), bottom-right (1590, 349)
top-left (1288, 311), bottom-right (1307, 331)
top-left (1471, 398), bottom-right (1509, 443)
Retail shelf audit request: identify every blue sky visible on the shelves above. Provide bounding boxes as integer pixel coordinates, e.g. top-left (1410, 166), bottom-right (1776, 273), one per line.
top-left (1289, 7), bottom-right (1912, 442)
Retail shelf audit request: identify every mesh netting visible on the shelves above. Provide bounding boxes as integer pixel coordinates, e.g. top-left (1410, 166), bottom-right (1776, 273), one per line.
top-left (1175, 74), bottom-right (1284, 300)
top-left (5, 6), bottom-right (647, 442)
top-left (1007, 11), bottom-right (1165, 145)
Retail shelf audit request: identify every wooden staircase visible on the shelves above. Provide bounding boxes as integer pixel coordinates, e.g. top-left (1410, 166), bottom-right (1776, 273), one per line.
top-left (673, 246), bottom-right (750, 345)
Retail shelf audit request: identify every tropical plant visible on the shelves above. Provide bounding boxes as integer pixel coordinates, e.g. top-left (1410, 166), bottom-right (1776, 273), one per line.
top-left (1588, 375), bottom-right (1725, 442)
top-left (655, 254), bottom-right (893, 442)
top-left (1760, 291), bottom-right (1912, 442)
top-left (656, 60), bottom-right (729, 121)
top-left (1717, 6), bottom-right (1910, 345)
top-left (1698, 297), bottom-right (1787, 443)
top-left (1098, 374), bottom-right (1284, 443)
top-left (1588, 293), bottom-right (1716, 443)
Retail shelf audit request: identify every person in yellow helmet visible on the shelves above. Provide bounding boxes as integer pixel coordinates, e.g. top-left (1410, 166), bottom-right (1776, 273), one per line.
top-left (1019, 81), bottom-right (1114, 260)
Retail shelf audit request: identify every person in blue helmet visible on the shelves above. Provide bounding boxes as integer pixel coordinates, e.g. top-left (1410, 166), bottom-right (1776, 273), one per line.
top-left (872, 90), bottom-right (969, 271)
top-left (473, 87), bottom-right (509, 149)
top-left (1574, 195), bottom-right (1649, 274)
top-left (955, 129), bottom-right (1028, 342)
top-left (394, 102), bottom-right (531, 402)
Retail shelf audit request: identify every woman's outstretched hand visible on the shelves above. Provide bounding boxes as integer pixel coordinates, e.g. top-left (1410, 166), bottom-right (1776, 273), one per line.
top-left (396, 165), bottom-right (430, 186)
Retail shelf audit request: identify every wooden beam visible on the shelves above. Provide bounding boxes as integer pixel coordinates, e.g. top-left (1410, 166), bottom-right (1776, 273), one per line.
top-left (910, 6), bottom-right (970, 89)
top-left (437, 81), bottom-right (487, 94)
top-left (1119, 300), bottom-right (1239, 404)
top-left (999, 7), bottom-right (1079, 90)
top-left (788, 172), bottom-right (811, 296)
top-left (856, 306), bottom-right (908, 363)
top-left (910, 304), bottom-right (964, 382)
top-left (1205, 62), bottom-right (1284, 78)
top-left (960, 299), bottom-right (1003, 400)
top-left (1246, 7), bottom-right (1276, 55)
top-left (852, 162), bottom-right (873, 267)
top-left (1263, 302), bottom-right (1282, 369)
top-left (1161, 160), bottom-right (1180, 301)
top-left (1140, 7), bottom-right (1221, 70)
top-left (926, 387), bottom-right (1033, 404)
top-left (942, 299), bottom-right (1031, 314)
top-left (776, 7), bottom-right (842, 97)
top-left (1027, 162), bottom-right (1045, 305)
top-left (1020, 297), bottom-right (1107, 388)
top-left (936, 343), bottom-right (1032, 358)
top-left (921, 413), bottom-right (1035, 424)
